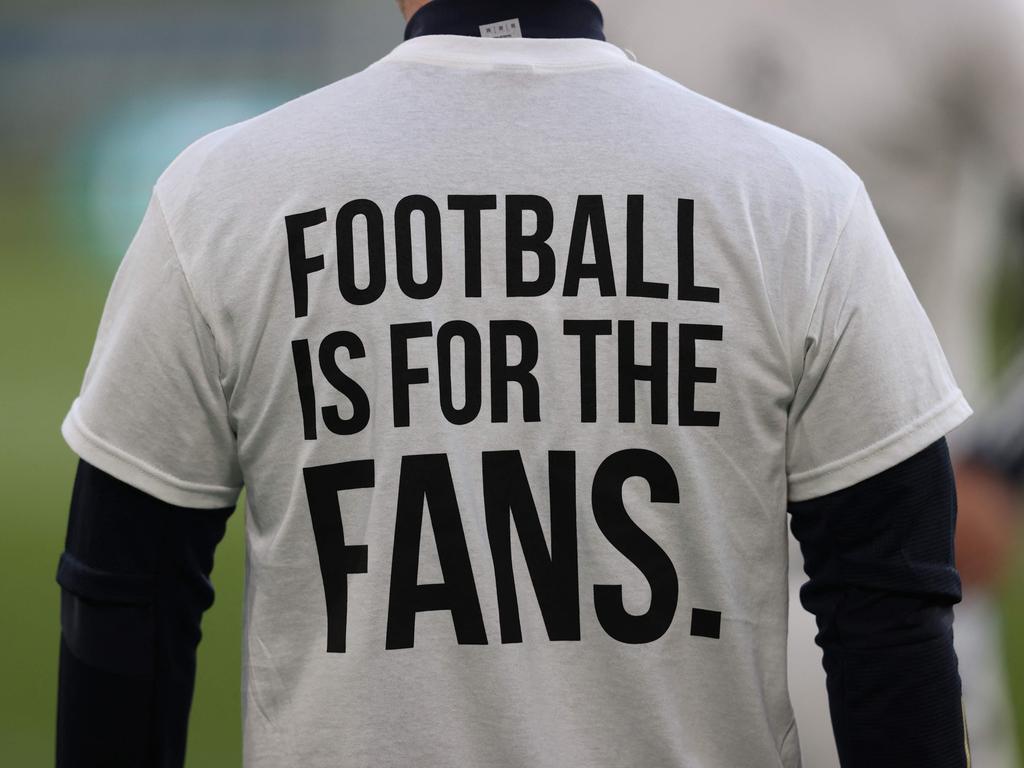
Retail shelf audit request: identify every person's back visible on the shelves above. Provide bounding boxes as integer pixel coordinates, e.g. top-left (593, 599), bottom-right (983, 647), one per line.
top-left (57, 3), bottom-right (972, 766)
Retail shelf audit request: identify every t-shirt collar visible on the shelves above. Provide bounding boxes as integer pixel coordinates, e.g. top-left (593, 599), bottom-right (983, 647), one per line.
top-left (385, 0), bottom-right (626, 70)
top-left (404, 0), bottom-right (606, 42)
top-left (380, 34), bottom-right (630, 69)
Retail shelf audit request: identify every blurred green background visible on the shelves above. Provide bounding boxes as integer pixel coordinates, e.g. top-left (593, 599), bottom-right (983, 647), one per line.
top-left (1, 2), bottom-right (1022, 766)
top-left (1, 2), bottom-right (400, 764)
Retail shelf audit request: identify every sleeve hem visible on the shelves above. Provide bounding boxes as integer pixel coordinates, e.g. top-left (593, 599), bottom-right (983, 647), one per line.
top-left (787, 390), bottom-right (973, 502)
top-left (61, 399), bottom-right (241, 510)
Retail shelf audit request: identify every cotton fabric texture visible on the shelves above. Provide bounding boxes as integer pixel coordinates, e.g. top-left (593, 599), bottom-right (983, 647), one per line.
top-left (62, 34), bottom-right (970, 767)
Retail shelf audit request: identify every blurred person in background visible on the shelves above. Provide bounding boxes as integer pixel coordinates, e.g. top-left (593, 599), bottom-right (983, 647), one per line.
top-left (602, 1), bottom-right (1024, 765)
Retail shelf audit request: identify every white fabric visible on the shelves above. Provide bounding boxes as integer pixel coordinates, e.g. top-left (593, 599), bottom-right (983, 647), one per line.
top-left (62, 34), bottom-right (970, 767)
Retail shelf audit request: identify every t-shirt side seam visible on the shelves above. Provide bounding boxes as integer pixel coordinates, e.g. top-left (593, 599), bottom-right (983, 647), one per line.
top-left (777, 715), bottom-right (799, 765)
top-left (63, 400), bottom-right (241, 502)
top-left (788, 389), bottom-right (969, 489)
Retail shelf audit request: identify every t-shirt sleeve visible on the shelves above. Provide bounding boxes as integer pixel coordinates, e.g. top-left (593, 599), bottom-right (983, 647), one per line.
top-left (61, 189), bottom-right (243, 509)
top-left (785, 180), bottom-right (973, 502)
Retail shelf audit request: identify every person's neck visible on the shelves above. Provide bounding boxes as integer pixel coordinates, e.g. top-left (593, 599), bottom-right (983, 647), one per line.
top-left (404, 0), bottom-right (604, 42)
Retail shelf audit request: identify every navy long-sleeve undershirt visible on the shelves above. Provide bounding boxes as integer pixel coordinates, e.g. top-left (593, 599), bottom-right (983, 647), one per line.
top-left (788, 437), bottom-right (968, 766)
top-left (55, 438), bottom-right (968, 767)
top-left (55, 459), bottom-right (233, 768)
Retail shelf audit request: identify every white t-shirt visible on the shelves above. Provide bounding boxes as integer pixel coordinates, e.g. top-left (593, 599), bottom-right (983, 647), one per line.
top-left (62, 34), bottom-right (970, 768)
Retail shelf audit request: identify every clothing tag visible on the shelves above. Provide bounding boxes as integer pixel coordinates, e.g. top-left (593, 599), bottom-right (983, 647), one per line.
top-left (479, 18), bottom-right (522, 38)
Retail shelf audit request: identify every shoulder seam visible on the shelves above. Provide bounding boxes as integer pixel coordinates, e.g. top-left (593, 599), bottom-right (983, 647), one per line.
top-left (795, 177), bottom-right (866, 365)
top-left (149, 187), bottom-right (230, 401)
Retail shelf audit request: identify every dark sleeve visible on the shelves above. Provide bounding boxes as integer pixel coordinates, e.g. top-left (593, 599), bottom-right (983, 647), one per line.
top-left (788, 437), bottom-right (970, 767)
top-left (55, 458), bottom-right (234, 768)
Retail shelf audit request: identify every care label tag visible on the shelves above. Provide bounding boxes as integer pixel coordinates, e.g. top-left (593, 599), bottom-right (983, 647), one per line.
top-left (479, 18), bottom-right (522, 38)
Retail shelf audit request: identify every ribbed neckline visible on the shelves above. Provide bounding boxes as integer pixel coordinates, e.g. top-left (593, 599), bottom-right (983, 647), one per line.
top-left (377, 33), bottom-right (631, 70)
top-left (403, 0), bottom-right (605, 42)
